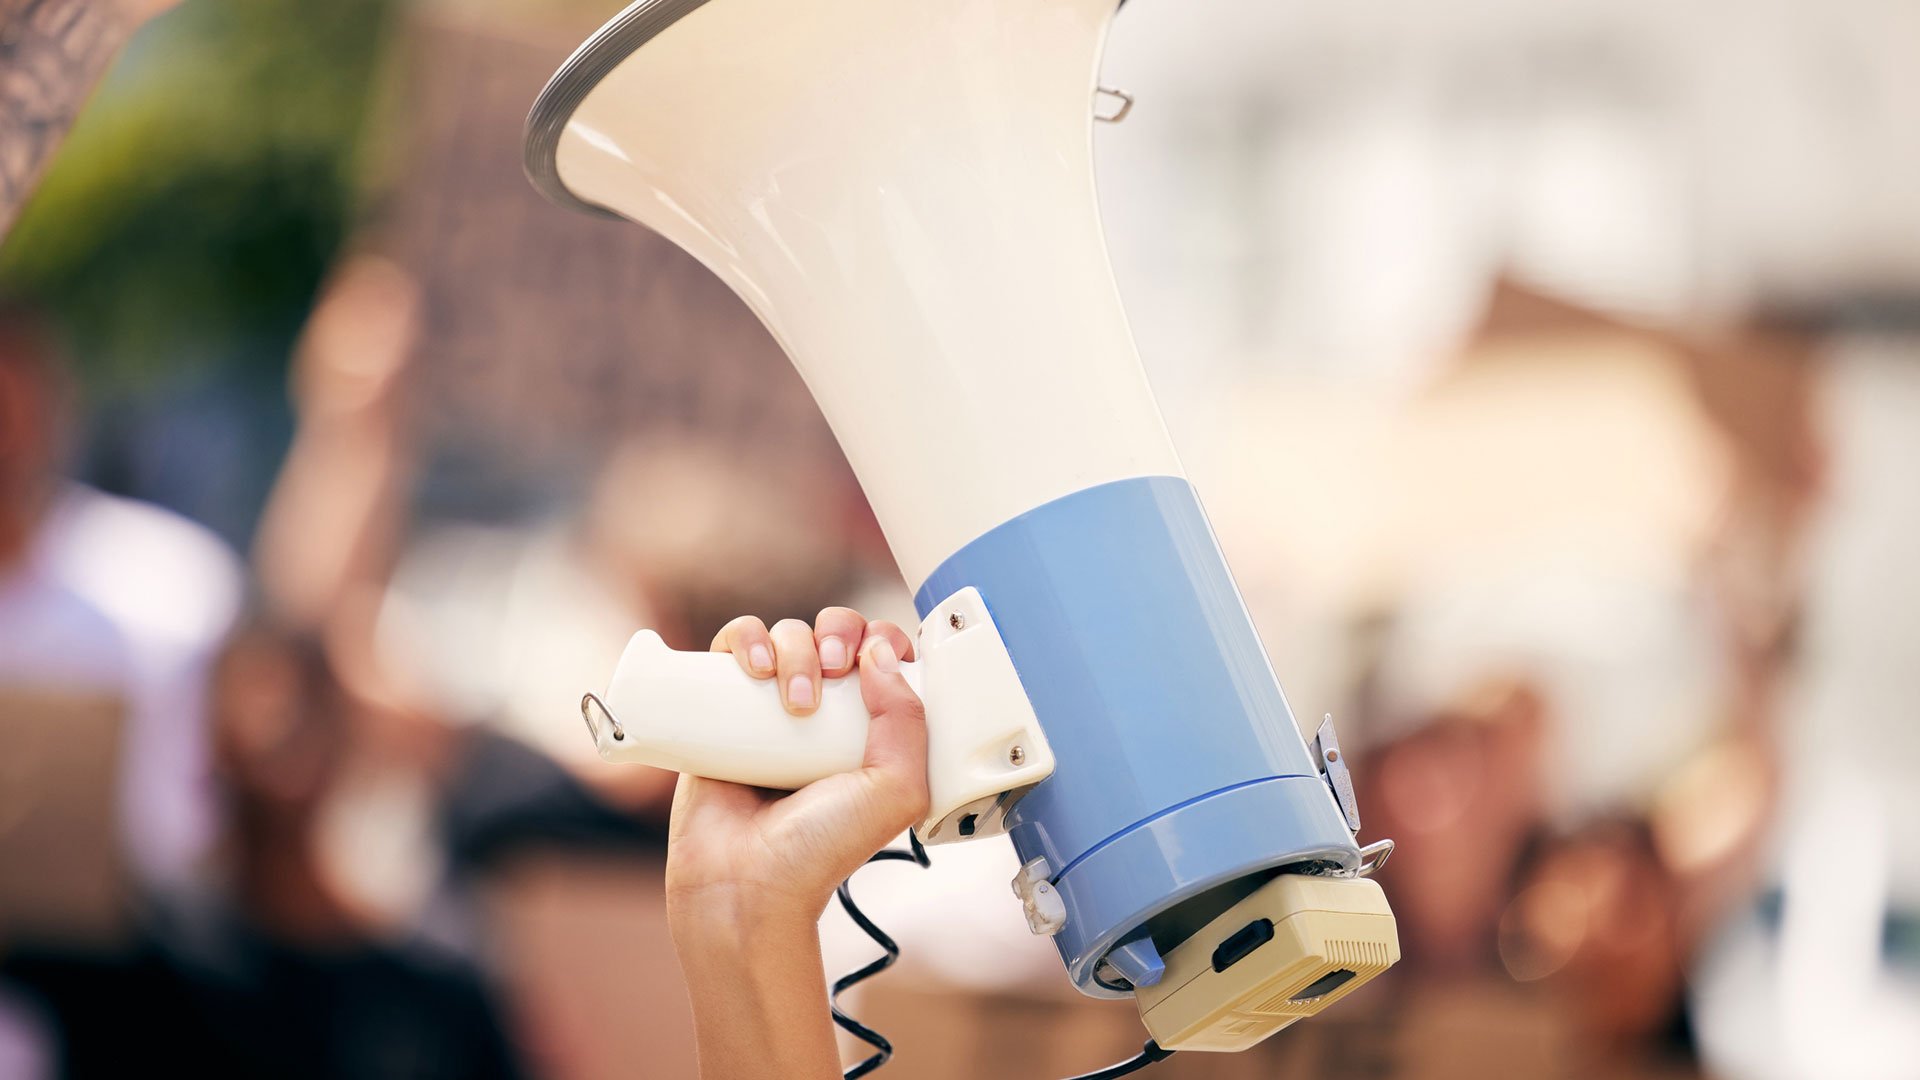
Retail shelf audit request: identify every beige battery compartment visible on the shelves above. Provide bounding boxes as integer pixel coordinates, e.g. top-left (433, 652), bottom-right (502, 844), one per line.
top-left (1134, 873), bottom-right (1400, 1052)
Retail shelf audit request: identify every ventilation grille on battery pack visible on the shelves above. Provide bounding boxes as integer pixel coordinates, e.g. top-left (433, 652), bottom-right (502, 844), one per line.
top-left (1246, 940), bottom-right (1392, 1016)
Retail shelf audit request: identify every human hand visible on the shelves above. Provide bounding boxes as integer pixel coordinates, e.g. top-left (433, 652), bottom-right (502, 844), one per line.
top-left (290, 254), bottom-right (421, 424)
top-left (665, 608), bottom-right (928, 934)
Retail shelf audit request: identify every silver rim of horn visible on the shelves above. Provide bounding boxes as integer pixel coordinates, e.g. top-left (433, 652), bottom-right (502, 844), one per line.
top-left (523, 0), bottom-right (716, 218)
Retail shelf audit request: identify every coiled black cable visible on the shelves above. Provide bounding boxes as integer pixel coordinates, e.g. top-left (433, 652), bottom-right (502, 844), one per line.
top-left (829, 830), bottom-right (1178, 1080)
top-left (831, 829), bottom-right (931, 1079)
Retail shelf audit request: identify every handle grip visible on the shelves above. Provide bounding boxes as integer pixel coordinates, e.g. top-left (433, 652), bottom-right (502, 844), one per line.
top-left (593, 631), bottom-right (923, 790)
top-left (583, 587), bottom-right (1054, 843)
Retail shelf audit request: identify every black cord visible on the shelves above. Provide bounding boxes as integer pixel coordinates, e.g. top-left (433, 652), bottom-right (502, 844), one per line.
top-left (1062, 1040), bottom-right (1176, 1080)
top-left (831, 829), bottom-right (931, 1079)
top-left (829, 830), bottom-right (1178, 1080)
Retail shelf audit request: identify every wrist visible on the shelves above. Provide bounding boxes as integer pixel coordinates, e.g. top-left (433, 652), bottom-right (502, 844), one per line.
top-left (671, 895), bottom-right (842, 1080)
top-left (669, 883), bottom-right (822, 952)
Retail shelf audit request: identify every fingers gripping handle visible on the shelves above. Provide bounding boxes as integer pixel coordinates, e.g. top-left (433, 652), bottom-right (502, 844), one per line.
top-left (583, 587), bottom-right (1055, 844)
top-left (590, 632), bottom-right (922, 789)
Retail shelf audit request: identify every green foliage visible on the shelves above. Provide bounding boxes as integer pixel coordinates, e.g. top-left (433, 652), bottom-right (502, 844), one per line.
top-left (0, 0), bottom-right (397, 385)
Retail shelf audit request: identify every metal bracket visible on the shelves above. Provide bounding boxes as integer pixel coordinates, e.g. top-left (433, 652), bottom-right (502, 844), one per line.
top-left (1310, 713), bottom-right (1361, 835)
top-left (1308, 715), bottom-right (1395, 878)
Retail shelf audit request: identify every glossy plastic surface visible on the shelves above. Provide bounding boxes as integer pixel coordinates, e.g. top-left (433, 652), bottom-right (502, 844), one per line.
top-left (592, 588), bottom-right (1054, 843)
top-left (531, 0), bottom-right (1364, 1003)
top-left (915, 477), bottom-right (1360, 995)
top-left (544, 0), bottom-right (1180, 586)
top-left (1135, 874), bottom-right (1399, 1050)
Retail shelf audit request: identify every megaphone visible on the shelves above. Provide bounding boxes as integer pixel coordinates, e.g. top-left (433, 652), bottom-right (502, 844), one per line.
top-left (527, 0), bottom-right (1398, 1059)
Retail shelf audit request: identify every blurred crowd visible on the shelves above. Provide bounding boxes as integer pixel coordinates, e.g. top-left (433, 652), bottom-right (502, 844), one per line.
top-left (3, 1), bottom-right (1918, 1079)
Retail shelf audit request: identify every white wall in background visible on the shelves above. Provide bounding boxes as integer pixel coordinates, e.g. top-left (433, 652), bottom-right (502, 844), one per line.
top-left (1096, 0), bottom-right (1920, 400)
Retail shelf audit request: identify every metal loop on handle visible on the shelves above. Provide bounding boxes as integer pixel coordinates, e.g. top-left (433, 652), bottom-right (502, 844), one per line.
top-left (580, 691), bottom-right (625, 742)
top-left (1095, 86), bottom-right (1135, 123)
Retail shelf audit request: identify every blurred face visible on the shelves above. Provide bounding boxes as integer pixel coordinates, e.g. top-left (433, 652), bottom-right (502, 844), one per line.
top-left (211, 631), bottom-right (349, 814)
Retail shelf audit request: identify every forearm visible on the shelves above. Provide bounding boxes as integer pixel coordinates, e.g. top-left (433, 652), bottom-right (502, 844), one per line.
top-left (673, 902), bottom-right (843, 1080)
top-left (252, 253), bottom-right (421, 628)
top-left (0, 0), bottom-right (141, 235)
top-left (252, 414), bottom-right (409, 627)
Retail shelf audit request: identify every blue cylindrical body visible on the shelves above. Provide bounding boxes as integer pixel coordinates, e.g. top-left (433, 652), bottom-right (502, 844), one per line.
top-left (914, 475), bottom-right (1360, 997)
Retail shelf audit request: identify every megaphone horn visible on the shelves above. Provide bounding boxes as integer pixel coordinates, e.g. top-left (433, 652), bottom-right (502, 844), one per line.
top-left (527, 0), bottom-right (1397, 1054)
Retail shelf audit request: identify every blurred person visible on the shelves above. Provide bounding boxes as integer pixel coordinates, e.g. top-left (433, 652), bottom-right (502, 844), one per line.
top-left (1198, 673), bottom-right (1701, 1080)
top-left (251, 255), bottom-right (699, 1077)
top-left (3, 614), bottom-right (526, 1079)
top-left (244, 254), bottom-right (457, 920)
top-left (251, 257), bottom-right (692, 940)
top-left (1337, 626), bottom-right (1724, 1078)
top-left (1160, 676), bottom-right (1587, 1080)
top-left (255, 254), bottom-right (861, 822)
top-left (1240, 806), bottom-right (1697, 1080)
top-left (0, 297), bottom-right (241, 891)
top-left (1, 247), bottom-right (239, 1080)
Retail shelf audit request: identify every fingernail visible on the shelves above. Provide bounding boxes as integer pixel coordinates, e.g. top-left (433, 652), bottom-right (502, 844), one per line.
top-left (787, 674), bottom-right (815, 708)
top-left (748, 644), bottom-right (773, 674)
top-left (866, 638), bottom-right (899, 674)
top-left (820, 637), bottom-right (848, 671)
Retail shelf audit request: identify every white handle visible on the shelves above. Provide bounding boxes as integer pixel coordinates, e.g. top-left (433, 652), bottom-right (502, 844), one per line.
top-left (595, 630), bottom-right (923, 790)
top-left (584, 587), bottom-right (1055, 843)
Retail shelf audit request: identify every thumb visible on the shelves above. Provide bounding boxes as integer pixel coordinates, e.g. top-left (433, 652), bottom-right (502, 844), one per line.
top-left (857, 636), bottom-right (929, 818)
